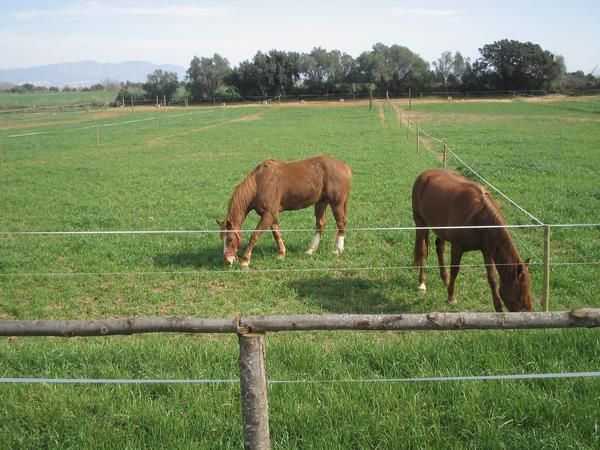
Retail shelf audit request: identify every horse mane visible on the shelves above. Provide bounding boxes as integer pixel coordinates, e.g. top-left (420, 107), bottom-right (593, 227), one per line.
top-left (227, 171), bottom-right (258, 222)
top-left (226, 160), bottom-right (282, 222)
top-left (478, 190), bottom-right (523, 273)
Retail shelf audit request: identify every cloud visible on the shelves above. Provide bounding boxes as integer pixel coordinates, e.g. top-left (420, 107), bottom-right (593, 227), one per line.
top-left (386, 8), bottom-right (462, 18)
top-left (13, 3), bottom-right (237, 20)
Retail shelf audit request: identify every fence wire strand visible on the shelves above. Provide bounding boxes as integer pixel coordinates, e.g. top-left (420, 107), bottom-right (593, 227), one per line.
top-left (1, 261), bottom-right (599, 278)
top-left (2, 371), bottom-right (599, 385)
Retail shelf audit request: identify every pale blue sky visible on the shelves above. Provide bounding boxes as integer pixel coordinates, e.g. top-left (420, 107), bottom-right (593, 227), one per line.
top-left (1, 0), bottom-right (598, 73)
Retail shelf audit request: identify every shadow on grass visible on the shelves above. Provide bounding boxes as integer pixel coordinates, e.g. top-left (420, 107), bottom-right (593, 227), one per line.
top-left (153, 247), bottom-right (222, 269)
top-left (287, 274), bottom-right (444, 314)
top-left (152, 241), bottom-right (308, 269)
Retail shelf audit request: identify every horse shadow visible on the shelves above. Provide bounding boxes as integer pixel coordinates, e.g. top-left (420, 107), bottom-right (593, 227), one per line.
top-left (287, 274), bottom-right (442, 314)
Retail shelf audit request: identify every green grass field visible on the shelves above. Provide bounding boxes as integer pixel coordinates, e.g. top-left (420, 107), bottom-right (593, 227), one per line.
top-left (1, 97), bottom-right (599, 448)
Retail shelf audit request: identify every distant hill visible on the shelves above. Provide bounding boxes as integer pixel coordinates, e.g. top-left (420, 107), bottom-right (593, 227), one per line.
top-left (0, 61), bottom-right (187, 87)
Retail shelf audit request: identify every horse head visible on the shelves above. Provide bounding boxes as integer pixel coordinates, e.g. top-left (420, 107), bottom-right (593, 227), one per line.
top-left (499, 260), bottom-right (533, 312)
top-left (217, 219), bottom-right (244, 265)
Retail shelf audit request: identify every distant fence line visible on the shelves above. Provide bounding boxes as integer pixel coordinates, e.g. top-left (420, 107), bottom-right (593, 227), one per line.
top-left (0, 107), bottom-right (223, 143)
top-left (1, 309), bottom-right (599, 449)
top-left (3, 88), bottom-right (598, 116)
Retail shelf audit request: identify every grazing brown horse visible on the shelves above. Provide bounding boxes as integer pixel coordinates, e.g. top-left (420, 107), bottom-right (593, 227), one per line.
top-left (412, 169), bottom-right (532, 312)
top-left (218, 155), bottom-right (352, 268)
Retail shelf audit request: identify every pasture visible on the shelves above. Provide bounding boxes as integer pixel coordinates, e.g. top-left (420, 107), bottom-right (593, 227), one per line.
top-left (1, 97), bottom-right (599, 448)
top-left (0, 90), bottom-right (119, 110)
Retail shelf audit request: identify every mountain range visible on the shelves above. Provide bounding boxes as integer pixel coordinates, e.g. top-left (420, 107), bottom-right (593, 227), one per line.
top-left (0, 61), bottom-right (187, 87)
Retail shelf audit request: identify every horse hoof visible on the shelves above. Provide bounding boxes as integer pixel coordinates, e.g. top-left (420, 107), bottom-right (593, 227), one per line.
top-left (306, 248), bottom-right (315, 255)
top-left (417, 283), bottom-right (426, 293)
top-left (276, 254), bottom-right (285, 260)
top-left (448, 298), bottom-right (457, 305)
top-left (240, 261), bottom-right (250, 270)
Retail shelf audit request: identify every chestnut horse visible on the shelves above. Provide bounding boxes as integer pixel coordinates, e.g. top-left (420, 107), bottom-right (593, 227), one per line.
top-left (218, 155), bottom-right (352, 268)
top-left (412, 169), bottom-right (532, 312)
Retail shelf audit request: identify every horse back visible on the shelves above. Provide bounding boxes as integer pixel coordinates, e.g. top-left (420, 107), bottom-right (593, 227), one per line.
top-left (254, 155), bottom-right (351, 212)
top-left (412, 169), bottom-right (493, 247)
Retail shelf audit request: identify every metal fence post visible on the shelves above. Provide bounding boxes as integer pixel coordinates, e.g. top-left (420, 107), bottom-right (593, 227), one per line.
top-left (239, 332), bottom-right (271, 450)
top-left (542, 225), bottom-right (551, 311)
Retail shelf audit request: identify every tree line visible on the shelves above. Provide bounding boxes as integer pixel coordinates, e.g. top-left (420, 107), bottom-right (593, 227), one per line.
top-left (4, 40), bottom-right (598, 102)
top-left (133, 39), bottom-right (597, 104)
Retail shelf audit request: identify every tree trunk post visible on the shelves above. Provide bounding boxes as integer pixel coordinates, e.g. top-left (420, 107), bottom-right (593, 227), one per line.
top-left (238, 332), bottom-right (271, 450)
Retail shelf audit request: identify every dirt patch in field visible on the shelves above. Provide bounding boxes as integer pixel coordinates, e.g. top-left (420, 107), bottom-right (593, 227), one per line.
top-left (145, 109), bottom-right (270, 146)
top-left (378, 103), bottom-right (386, 127)
top-left (231, 112), bottom-right (264, 122)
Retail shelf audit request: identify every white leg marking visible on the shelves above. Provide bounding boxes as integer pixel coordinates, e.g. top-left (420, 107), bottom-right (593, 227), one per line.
top-left (333, 235), bottom-right (345, 254)
top-left (418, 283), bottom-right (427, 293)
top-left (306, 233), bottom-right (321, 255)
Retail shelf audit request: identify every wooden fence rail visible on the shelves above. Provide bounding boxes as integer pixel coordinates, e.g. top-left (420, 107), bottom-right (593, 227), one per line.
top-left (2, 310), bottom-right (599, 337)
top-left (2, 309), bottom-right (600, 450)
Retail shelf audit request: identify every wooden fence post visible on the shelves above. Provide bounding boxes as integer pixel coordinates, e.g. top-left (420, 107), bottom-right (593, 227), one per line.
top-left (542, 225), bottom-right (551, 311)
top-left (96, 126), bottom-right (100, 148)
top-left (416, 123), bottom-right (420, 152)
top-left (443, 142), bottom-right (447, 168)
top-left (239, 332), bottom-right (271, 450)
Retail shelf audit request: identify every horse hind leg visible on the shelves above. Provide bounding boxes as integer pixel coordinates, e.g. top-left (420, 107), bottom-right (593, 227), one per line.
top-left (330, 201), bottom-right (347, 254)
top-left (307, 200), bottom-right (327, 255)
top-left (413, 226), bottom-right (429, 292)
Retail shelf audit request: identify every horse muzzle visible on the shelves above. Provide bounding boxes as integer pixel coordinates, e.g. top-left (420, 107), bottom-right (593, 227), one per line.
top-left (224, 254), bottom-right (237, 265)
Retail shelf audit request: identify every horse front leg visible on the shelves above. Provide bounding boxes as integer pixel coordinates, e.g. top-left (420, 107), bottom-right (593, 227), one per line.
top-left (240, 214), bottom-right (274, 268)
top-left (307, 200), bottom-right (327, 255)
top-left (483, 252), bottom-right (503, 312)
top-left (413, 227), bottom-right (429, 292)
top-left (447, 244), bottom-right (463, 304)
top-left (435, 237), bottom-right (449, 286)
top-left (270, 220), bottom-right (286, 260)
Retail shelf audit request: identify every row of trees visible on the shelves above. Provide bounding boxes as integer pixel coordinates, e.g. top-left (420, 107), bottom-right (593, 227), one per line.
top-left (135, 39), bottom-right (597, 104)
